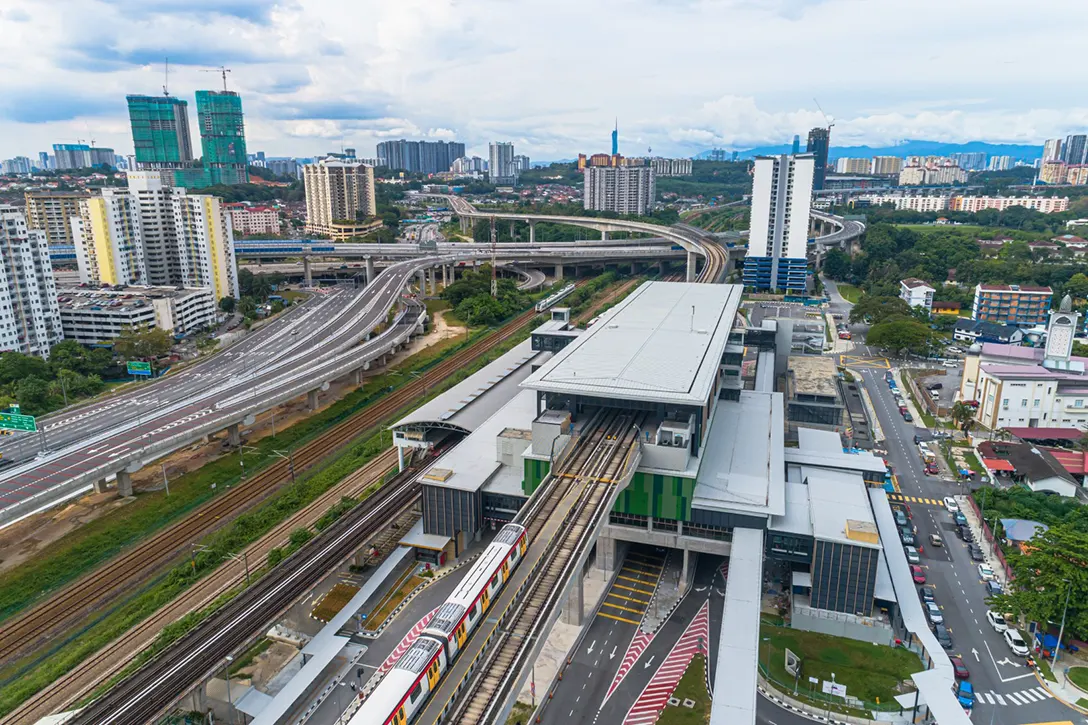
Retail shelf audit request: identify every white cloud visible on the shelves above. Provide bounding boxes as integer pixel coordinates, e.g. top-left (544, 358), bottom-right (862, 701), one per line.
top-left (1, 0), bottom-right (1087, 160)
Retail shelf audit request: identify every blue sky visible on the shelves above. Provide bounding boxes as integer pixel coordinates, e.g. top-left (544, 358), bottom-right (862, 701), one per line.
top-left (2, 0), bottom-right (1087, 161)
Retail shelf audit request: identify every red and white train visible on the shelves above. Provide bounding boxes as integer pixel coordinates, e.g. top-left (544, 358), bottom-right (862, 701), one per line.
top-left (353, 522), bottom-right (528, 725)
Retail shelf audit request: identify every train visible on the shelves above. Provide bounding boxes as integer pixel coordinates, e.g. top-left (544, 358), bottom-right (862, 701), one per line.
top-left (354, 523), bottom-right (528, 725)
top-left (534, 283), bottom-right (577, 313)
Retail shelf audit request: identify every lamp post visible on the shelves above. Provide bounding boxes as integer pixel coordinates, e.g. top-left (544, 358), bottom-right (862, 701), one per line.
top-left (224, 655), bottom-right (235, 724)
top-left (1053, 578), bottom-right (1072, 670)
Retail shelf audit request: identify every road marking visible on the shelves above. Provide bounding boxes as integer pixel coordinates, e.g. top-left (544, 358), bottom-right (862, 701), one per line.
top-left (994, 693), bottom-right (1006, 705)
top-left (599, 612), bottom-right (639, 625)
top-left (1006, 693), bottom-right (1025, 705)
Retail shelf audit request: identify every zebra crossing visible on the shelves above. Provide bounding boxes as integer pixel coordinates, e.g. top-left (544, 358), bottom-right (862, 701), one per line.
top-left (974, 686), bottom-right (1053, 706)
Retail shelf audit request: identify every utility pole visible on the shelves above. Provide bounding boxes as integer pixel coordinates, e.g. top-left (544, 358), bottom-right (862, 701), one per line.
top-left (489, 216), bottom-right (498, 298)
top-left (201, 66), bottom-right (232, 91)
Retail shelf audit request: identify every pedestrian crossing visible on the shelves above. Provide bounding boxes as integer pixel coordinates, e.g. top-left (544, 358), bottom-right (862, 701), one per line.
top-left (974, 686), bottom-right (1053, 706)
top-left (887, 493), bottom-right (943, 507)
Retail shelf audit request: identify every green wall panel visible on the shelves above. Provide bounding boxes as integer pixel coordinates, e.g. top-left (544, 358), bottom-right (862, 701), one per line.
top-left (523, 458), bottom-right (550, 496)
top-left (613, 472), bottom-right (695, 521)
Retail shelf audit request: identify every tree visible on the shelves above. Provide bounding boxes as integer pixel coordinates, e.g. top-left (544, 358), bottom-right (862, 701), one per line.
top-left (822, 249), bottom-right (852, 281)
top-left (865, 319), bottom-right (938, 356)
top-left (1065, 273), bottom-right (1088, 300)
top-left (219, 296), bottom-right (237, 314)
top-left (989, 525), bottom-right (1088, 640)
top-left (0, 353), bottom-right (50, 387)
top-left (15, 377), bottom-right (53, 415)
top-left (950, 401), bottom-right (976, 433)
top-left (848, 295), bottom-right (913, 325)
top-left (113, 327), bottom-right (173, 360)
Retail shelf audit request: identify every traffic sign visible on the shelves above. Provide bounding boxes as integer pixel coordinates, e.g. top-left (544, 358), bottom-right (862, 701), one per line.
top-left (0, 412), bottom-right (37, 432)
top-left (127, 361), bottom-right (152, 377)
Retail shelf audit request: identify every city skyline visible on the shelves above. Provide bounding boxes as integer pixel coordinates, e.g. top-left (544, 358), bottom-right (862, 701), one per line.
top-left (1, 0), bottom-right (1088, 161)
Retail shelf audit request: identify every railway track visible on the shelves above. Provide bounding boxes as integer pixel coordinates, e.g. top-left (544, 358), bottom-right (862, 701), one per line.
top-left (0, 303), bottom-right (541, 709)
top-left (445, 412), bottom-right (644, 724)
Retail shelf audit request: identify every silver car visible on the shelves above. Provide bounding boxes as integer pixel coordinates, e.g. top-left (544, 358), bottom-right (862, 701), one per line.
top-left (925, 601), bottom-right (943, 625)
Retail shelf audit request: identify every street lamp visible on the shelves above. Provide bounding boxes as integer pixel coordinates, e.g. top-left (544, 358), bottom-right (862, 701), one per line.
top-left (1053, 578), bottom-right (1072, 670)
top-left (223, 655), bottom-right (235, 725)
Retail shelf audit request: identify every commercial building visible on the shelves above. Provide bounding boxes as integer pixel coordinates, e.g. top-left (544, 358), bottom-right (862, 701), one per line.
top-left (0, 206), bottom-right (63, 358)
top-left (488, 142), bottom-right (517, 185)
top-left (375, 140), bottom-right (465, 174)
top-left (899, 278), bottom-right (934, 311)
top-left (972, 283), bottom-right (1052, 327)
top-left (1063, 134), bottom-right (1087, 165)
top-left (24, 191), bottom-right (89, 247)
top-left (226, 204), bottom-right (280, 236)
top-left (834, 158), bottom-right (871, 174)
top-left (52, 144), bottom-right (116, 170)
top-left (303, 158), bottom-right (378, 240)
top-left (57, 285), bottom-right (216, 344)
top-left (583, 165), bottom-right (656, 216)
top-left (743, 154), bottom-right (813, 294)
top-left (806, 127), bottom-right (830, 191)
top-left (650, 157), bottom-right (693, 176)
top-left (869, 156), bottom-right (903, 176)
top-left (950, 195), bottom-right (1069, 213)
top-left (786, 356), bottom-right (844, 430)
top-left (195, 90), bottom-right (249, 186)
top-left (71, 190), bottom-right (147, 287)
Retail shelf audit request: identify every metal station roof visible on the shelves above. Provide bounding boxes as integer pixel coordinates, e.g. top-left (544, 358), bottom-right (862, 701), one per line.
top-left (521, 281), bottom-right (744, 407)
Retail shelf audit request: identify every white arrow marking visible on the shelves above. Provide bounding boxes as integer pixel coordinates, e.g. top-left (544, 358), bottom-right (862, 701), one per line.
top-left (695, 586), bottom-right (708, 592)
top-left (610, 646), bottom-right (617, 660)
top-left (643, 656), bottom-right (655, 670)
top-left (971, 648), bottom-right (980, 662)
top-left (587, 640), bottom-right (596, 655)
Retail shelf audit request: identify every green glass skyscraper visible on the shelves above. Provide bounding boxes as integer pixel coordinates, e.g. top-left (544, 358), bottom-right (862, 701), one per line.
top-left (126, 95), bottom-right (194, 165)
top-left (195, 90), bottom-right (249, 185)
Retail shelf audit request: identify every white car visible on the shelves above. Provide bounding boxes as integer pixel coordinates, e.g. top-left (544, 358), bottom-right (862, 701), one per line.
top-left (1005, 628), bottom-right (1029, 657)
top-left (986, 610), bottom-right (1008, 633)
top-left (905, 546), bottom-right (921, 565)
top-left (978, 563), bottom-right (995, 581)
top-left (944, 497), bottom-right (959, 513)
top-left (925, 601), bottom-right (944, 625)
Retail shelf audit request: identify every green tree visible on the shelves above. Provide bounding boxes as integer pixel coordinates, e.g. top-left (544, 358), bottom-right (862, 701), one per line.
top-left (849, 295), bottom-right (913, 325)
top-left (865, 319), bottom-right (937, 356)
top-left (219, 296), bottom-right (237, 314)
top-left (1065, 273), bottom-right (1088, 300)
top-left (0, 353), bottom-right (50, 387)
top-left (950, 401), bottom-right (976, 433)
top-left (15, 377), bottom-right (54, 415)
top-left (113, 327), bottom-right (173, 360)
top-left (822, 249), bottom-right (852, 280)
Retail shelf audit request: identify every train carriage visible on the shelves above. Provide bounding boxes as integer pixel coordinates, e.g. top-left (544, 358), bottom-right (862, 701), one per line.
top-left (355, 637), bottom-right (445, 725)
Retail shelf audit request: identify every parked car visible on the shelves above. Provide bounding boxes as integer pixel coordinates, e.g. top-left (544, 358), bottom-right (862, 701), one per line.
top-left (894, 510), bottom-right (908, 528)
top-left (944, 497), bottom-right (959, 512)
top-left (986, 610), bottom-right (1008, 633)
top-left (919, 585), bottom-right (937, 603)
top-left (934, 623), bottom-right (954, 649)
top-left (1005, 628), bottom-right (1029, 656)
top-left (986, 580), bottom-right (1003, 596)
top-left (925, 601), bottom-right (944, 625)
top-left (905, 546), bottom-right (921, 565)
top-left (978, 563), bottom-right (995, 581)
top-left (950, 655), bottom-right (970, 680)
top-left (911, 565), bottom-right (926, 584)
top-left (913, 434), bottom-right (924, 444)
top-left (959, 525), bottom-right (974, 542)
top-left (954, 511), bottom-right (968, 526)
top-left (901, 528), bottom-right (916, 545)
top-left (925, 463), bottom-right (940, 475)
top-left (903, 411), bottom-right (914, 422)
top-left (928, 383), bottom-right (944, 391)
top-left (930, 533), bottom-right (943, 547)
top-left (969, 544), bottom-right (985, 561)
top-left (956, 680), bottom-right (975, 710)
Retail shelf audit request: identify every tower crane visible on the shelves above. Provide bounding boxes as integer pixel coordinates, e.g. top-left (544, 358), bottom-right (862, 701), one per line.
top-left (201, 66), bottom-right (232, 91)
top-left (813, 98), bottom-right (835, 131)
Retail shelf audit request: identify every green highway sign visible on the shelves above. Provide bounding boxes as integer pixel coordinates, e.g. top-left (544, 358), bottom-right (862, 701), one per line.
top-left (127, 361), bottom-right (152, 377)
top-left (0, 412), bottom-right (37, 432)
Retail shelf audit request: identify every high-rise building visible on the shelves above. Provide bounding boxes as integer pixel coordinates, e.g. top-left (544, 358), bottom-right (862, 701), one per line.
top-left (1063, 134), bottom-right (1087, 165)
top-left (24, 191), bottom-right (89, 247)
top-left (988, 156), bottom-right (1012, 171)
top-left (513, 154), bottom-right (532, 173)
top-left (1043, 138), bottom-right (1063, 162)
top-left (38, 151), bottom-right (51, 171)
top-left (375, 140), bottom-right (464, 174)
top-left (611, 120), bottom-right (619, 156)
top-left (70, 190), bottom-right (147, 287)
top-left (195, 90), bottom-right (249, 186)
top-left (489, 142), bottom-right (517, 185)
top-left (303, 158), bottom-right (378, 240)
top-left (972, 284), bottom-right (1052, 327)
top-left (834, 157), bottom-right (871, 174)
top-left (649, 158), bottom-right (693, 177)
top-left (0, 206), bottom-right (63, 358)
top-left (791, 135), bottom-right (801, 155)
top-left (743, 154), bottom-right (814, 294)
top-left (126, 95), bottom-right (194, 166)
top-left (1040, 160), bottom-right (1068, 185)
top-left (2, 157), bottom-right (33, 175)
top-left (805, 127), bottom-right (830, 191)
top-left (52, 144), bottom-right (115, 170)
top-left (949, 152), bottom-right (986, 171)
top-left (870, 156), bottom-right (903, 175)
top-left (266, 158), bottom-right (301, 179)
top-left (583, 166), bottom-right (656, 216)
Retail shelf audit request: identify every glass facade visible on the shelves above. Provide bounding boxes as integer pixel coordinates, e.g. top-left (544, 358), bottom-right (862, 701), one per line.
top-left (612, 472), bottom-right (696, 521)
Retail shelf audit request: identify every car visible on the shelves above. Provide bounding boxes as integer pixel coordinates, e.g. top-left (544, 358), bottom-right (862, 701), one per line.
top-left (1005, 628), bottom-right (1029, 656)
top-left (978, 563), bottom-right (995, 581)
top-left (903, 412), bottom-right (913, 422)
top-left (901, 528), bottom-right (916, 546)
top-left (934, 623), bottom-right (954, 649)
top-left (950, 655), bottom-right (970, 680)
top-left (928, 383), bottom-right (944, 391)
top-left (898, 405), bottom-right (908, 415)
top-left (894, 510), bottom-right (908, 527)
top-left (986, 610), bottom-right (1008, 633)
top-left (913, 434), bottom-right (924, 444)
top-left (943, 360), bottom-right (959, 368)
top-left (944, 497), bottom-right (959, 512)
top-left (956, 680), bottom-right (975, 710)
top-left (969, 544), bottom-right (985, 561)
top-left (905, 546), bottom-right (921, 564)
top-left (954, 511), bottom-right (968, 526)
top-left (930, 533), bottom-right (943, 547)
top-left (986, 580), bottom-right (1003, 596)
top-left (919, 585), bottom-right (937, 603)
top-left (911, 565), bottom-right (926, 584)
top-left (925, 601), bottom-right (944, 625)
top-left (959, 525), bottom-right (974, 542)
top-left (925, 464), bottom-right (940, 475)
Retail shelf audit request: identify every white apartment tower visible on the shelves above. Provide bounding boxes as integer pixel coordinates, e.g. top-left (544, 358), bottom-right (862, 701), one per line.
top-left (303, 158), bottom-right (377, 239)
top-left (71, 190), bottom-right (148, 287)
top-left (743, 154), bottom-right (814, 293)
top-left (1043, 138), bottom-right (1063, 162)
top-left (0, 206), bottom-right (63, 358)
top-left (583, 166), bottom-right (656, 216)
top-left (488, 142), bottom-right (517, 185)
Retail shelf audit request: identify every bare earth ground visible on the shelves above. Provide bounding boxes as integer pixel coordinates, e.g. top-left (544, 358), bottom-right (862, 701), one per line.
top-left (0, 310), bottom-right (466, 572)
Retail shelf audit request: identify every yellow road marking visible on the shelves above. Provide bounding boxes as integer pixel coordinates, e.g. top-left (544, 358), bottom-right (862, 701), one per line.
top-left (614, 580), bottom-right (656, 594)
top-left (602, 601), bottom-right (645, 615)
top-left (598, 612), bottom-right (640, 625)
top-left (608, 590), bottom-right (650, 604)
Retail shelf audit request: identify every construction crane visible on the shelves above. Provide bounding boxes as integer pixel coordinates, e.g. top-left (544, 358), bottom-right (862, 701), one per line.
top-left (813, 98), bottom-right (835, 131)
top-left (201, 66), bottom-right (232, 92)
top-left (163, 57), bottom-right (170, 96)
top-left (489, 216), bottom-right (498, 298)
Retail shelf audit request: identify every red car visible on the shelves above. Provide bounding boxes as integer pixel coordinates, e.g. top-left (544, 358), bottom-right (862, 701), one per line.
top-left (911, 565), bottom-right (926, 584)
top-left (925, 464), bottom-right (939, 475)
top-left (949, 656), bottom-right (970, 679)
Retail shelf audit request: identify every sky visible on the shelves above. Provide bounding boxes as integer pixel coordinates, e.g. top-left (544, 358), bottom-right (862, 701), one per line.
top-left (2, 0), bottom-right (1087, 162)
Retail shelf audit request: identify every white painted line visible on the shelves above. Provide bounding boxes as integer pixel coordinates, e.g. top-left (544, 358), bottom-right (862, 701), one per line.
top-left (1006, 693), bottom-right (1024, 705)
top-left (993, 693), bottom-right (1006, 706)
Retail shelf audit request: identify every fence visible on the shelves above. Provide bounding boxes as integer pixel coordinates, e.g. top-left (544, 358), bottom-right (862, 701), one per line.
top-left (757, 662), bottom-right (905, 714)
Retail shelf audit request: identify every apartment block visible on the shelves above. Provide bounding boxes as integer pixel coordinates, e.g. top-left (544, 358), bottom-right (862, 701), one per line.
top-left (303, 158), bottom-right (378, 240)
top-left (226, 204), bottom-right (280, 236)
top-left (950, 196), bottom-right (1069, 214)
top-left (71, 190), bottom-right (148, 287)
top-left (1040, 161), bottom-right (1068, 185)
top-left (375, 140), bottom-right (465, 174)
top-left (869, 156), bottom-right (903, 176)
top-left (972, 284), bottom-right (1052, 327)
top-left (24, 191), bottom-right (89, 247)
top-left (834, 157), bottom-right (871, 174)
top-left (195, 90), bottom-right (249, 185)
top-left (649, 157), bottom-right (693, 176)
top-left (850, 194), bottom-right (949, 212)
top-left (1067, 166), bottom-right (1088, 186)
top-left (583, 165), bottom-right (656, 216)
top-left (58, 286), bottom-right (217, 344)
top-left (489, 142), bottom-right (517, 185)
top-left (52, 144), bottom-right (116, 170)
top-left (743, 154), bottom-right (813, 294)
top-left (900, 278), bottom-right (935, 311)
top-left (0, 206), bottom-right (63, 358)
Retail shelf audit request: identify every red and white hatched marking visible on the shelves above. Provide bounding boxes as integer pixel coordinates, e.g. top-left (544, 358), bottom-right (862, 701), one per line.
top-left (375, 606), bottom-right (439, 679)
top-left (621, 600), bottom-right (710, 725)
top-left (606, 630), bottom-right (656, 701)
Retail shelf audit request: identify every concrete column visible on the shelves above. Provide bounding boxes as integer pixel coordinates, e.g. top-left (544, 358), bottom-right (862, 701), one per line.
top-left (303, 256), bottom-right (312, 287)
top-left (555, 263), bottom-right (564, 281)
top-left (562, 575), bottom-right (584, 626)
top-left (595, 531), bottom-right (618, 573)
top-left (227, 423), bottom-right (241, 447)
top-left (416, 269), bottom-right (425, 293)
top-left (442, 264), bottom-right (449, 287)
top-left (94, 478), bottom-right (108, 494)
top-left (117, 470), bottom-right (133, 497)
top-left (397, 445), bottom-right (405, 472)
top-left (509, 220), bottom-right (516, 241)
top-left (460, 216), bottom-right (468, 234)
top-left (351, 368), bottom-right (363, 385)
top-left (307, 389), bottom-right (319, 411)
top-left (366, 256), bottom-right (375, 285)
top-left (601, 229), bottom-right (608, 241)
top-left (681, 547), bottom-right (690, 594)
top-left (529, 220), bottom-right (536, 244)
top-left (657, 261), bottom-right (665, 275)
top-left (686, 250), bottom-right (696, 282)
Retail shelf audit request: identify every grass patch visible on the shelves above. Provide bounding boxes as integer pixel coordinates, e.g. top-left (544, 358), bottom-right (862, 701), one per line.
top-left (761, 613), bottom-right (785, 627)
top-left (759, 624), bottom-right (921, 711)
top-left (311, 583), bottom-right (361, 622)
top-left (280, 290), bottom-right (309, 303)
top-left (364, 572), bottom-right (425, 631)
top-left (1036, 656), bottom-right (1057, 683)
top-left (505, 701), bottom-right (534, 725)
top-left (425, 298), bottom-right (451, 317)
top-left (1068, 666), bottom-right (1088, 692)
top-left (836, 283), bottom-right (863, 304)
top-left (229, 638), bottom-right (273, 676)
top-left (899, 371), bottom-right (936, 428)
top-left (658, 654), bottom-right (710, 725)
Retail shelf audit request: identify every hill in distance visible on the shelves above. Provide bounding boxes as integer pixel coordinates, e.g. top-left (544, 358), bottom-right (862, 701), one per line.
top-left (696, 139), bottom-right (1044, 161)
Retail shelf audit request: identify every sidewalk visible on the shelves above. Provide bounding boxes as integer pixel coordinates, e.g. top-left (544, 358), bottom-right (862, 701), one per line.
top-left (956, 494), bottom-right (1005, 588)
top-left (1037, 662), bottom-right (1088, 713)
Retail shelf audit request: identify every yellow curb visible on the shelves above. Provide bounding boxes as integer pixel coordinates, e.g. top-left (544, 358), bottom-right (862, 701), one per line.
top-left (1032, 667), bottom-right (1088, 715)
